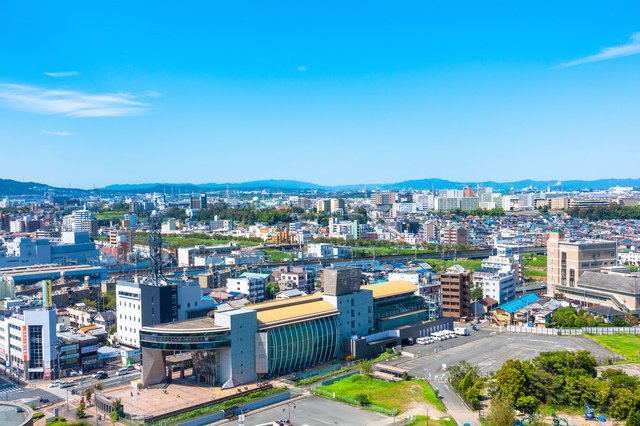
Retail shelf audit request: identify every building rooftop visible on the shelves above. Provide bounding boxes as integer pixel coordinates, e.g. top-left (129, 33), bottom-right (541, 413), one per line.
top-left (578, 271), bottom-right (640, 296)
top-left (360, 280), bottom-right (417, 299)
top-left (491, 293), bottom-right (540, 314)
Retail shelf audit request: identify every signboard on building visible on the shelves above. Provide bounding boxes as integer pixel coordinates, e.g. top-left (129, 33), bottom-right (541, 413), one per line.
top-left (42, 280), bottom-right (52, 309)
top-left (81, 344), bottom-right (99, 354)
top-left (60, 345), bottom-right (79, 369)
top-left (22, 326), bottom-right (27, 362)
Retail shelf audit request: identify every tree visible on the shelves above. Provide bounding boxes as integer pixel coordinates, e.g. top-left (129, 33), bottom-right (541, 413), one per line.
top-left (515, 395), bottom-right (540, 415)
top-left (94, 381), bottom-right (104, 391)
top-left (471, 286), bottom-right (484, 301)
top-left (358, 359), bottom-right (373, 375)
top-left (402, 371), bottom-right (410, 381)
top-left (627, 410), bottom-right (640, 426)
top-left (487, 395), bottom-right (516, 426)
top-left (81, 298), bottom-right (97, 309)
top-left (265, 282), bottom-right (280, 300)
top-left (109, 325), bottom-right (117, 335)
top-left (76, 402), bottom-right (85, 419)
top-left (496, 359), bottom-right (527, 406)
top-left (85, 387), bottom-right (93, 407)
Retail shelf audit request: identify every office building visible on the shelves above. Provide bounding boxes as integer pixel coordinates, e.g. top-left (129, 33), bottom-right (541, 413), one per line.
top-left (0, 301), bottom-right (57, 380)
top-left (109, 227), bottom-right (134, 257)
top-left (546, 229), bottom-right (617, 295)
top-left (226, 272), bottom-right (271, 303)
top-left (0, 232), bottom-right (100, 268)
top-left (463, 186), bottom-right (474, 198)
top-left (330, 198), bottom-right (345, 214)
top-left (116, 277), bottom-right (218, 348)
top-left (316, 199), bottom-right (331, 213)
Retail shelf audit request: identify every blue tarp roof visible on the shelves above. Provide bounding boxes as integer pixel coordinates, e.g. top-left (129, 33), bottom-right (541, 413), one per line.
top-left (491, 293), bottom-right (540, 313)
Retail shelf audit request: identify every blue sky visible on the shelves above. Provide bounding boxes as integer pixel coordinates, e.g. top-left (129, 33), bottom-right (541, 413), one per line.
top-left (1, 1), bottom-right (639, 189)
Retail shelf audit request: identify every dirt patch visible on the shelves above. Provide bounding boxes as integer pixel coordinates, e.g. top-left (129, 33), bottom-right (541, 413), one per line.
top-left (405, 401), bottom-right (447, 418)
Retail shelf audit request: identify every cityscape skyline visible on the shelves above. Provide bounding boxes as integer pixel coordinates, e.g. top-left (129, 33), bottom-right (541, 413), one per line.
top-left (1, 2), bottom-right (640, 188)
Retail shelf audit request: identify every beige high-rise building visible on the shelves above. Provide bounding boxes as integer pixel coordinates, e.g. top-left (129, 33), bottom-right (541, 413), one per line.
top-left (546, 229), bottom-right (617, 295)
top-left (330, 198), bottom-right (345, 214)
top-left (374, 192), bottom-right (397, 206)
top-left (550, 197), bottom-right (569, 210)
top-left (442, 225), bottom-right (468, 246)
top-left (316, 199), bottom-right (331, 213)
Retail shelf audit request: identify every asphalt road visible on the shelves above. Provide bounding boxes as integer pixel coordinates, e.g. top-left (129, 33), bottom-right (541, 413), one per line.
top-left (243, 395), bottom-right (393, 426)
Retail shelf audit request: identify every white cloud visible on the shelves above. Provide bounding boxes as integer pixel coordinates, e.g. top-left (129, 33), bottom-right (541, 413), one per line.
top-left (44, 71), bottom-right (80, 77)
top-left (145, 90), bottom-right (163, 98)
top-left (0, 83), bottom-right (151, 117)
top-left (557, 32), bottom-right (640, 68)
top-left (41, 130), bottom-right (75, 136)
top-left (297, 66), bottom-right (308, 71)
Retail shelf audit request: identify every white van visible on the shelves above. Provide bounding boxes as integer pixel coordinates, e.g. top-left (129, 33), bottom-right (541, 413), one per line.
top-left (454, 327), bottom-right (470, 336)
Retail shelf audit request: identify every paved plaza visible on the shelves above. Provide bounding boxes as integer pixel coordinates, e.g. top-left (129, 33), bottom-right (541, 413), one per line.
top-left (103, 371), bottom-right (269, 420)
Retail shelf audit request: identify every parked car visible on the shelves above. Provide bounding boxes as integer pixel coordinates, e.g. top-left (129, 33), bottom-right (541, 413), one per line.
top-left (69, 371), bottom-right (81, 377)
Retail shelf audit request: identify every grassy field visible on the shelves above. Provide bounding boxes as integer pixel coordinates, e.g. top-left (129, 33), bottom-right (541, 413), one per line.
top-left (585, 334), bottom-right (640, 360)
top-left (135, 235), bottom-right (259, 249)
top-left (524, 268), bottom-right (547, 277)
top-left (407, 416), bottom-right (457, 426)
top-left (95, 210), bottom-right (128, 219)
top-left (317, 374), bottom-right (445, 413)
top-left (423, 259), bottom-right (482, 272)
top-left (523, 254), bottom-right (547, 268)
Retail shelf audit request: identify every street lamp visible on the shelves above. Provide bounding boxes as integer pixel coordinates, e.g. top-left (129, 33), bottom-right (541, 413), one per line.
top-left (282, 402), bottom-right (296, 421)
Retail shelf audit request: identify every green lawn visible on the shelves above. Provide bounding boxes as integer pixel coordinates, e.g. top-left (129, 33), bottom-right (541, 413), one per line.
top-left (424, 259), bottom-right (482, 272)
top-left (585, 334), bottom-right (640, 360)
top-left (407, 416), bottom-right (457, 426)
top-left (524, 268), bottom-right (547, 277)
top-left (95, 210), bottom-right (128, 219)
top-left (317, 374), bottom-right (445, 413)
top-left (523, 254), bottom-right (547, 268)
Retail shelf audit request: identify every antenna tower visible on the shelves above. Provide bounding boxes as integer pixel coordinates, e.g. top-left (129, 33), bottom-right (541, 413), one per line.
top-left (143, 212), bottom-right (167, 286)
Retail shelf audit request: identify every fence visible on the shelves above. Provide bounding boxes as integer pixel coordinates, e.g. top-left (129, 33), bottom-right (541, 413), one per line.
top-left (506, 325), bottom-right (640, 336)
top-left (313, 388), bottom-right (395, 416)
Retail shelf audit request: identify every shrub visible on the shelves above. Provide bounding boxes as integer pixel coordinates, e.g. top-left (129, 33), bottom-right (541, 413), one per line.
top-left (30, 402), bottom-right (36, 410)
top-left (357, 393), bottom-right (371, 406)
top-left (385, 348), bottom-right (393, 355)
top-left (33, 413), bottom-right (45, 420)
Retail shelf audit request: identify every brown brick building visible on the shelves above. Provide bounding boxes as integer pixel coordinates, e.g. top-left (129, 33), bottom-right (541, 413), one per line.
top-left (440, 268), bottom-right (471, 320)
top-left (442, 225), bottom-right (468, 247)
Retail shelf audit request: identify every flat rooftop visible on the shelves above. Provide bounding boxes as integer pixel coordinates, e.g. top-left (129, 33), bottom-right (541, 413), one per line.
top-left (360, 280), bottom-right (417, 299)
top-left (142, 316), bottom-right (227, 332)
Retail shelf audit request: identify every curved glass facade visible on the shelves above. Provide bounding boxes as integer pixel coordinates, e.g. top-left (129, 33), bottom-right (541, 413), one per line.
top-left (267, 316), bottom-right (340, 376)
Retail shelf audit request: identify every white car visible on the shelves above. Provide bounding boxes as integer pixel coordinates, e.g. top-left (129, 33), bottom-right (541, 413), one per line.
top-left (48, 380), bottom-right (63, 388)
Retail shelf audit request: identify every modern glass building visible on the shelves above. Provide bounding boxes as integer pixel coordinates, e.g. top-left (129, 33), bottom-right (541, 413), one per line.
top-left (139, 272), bottom-right (451, 388)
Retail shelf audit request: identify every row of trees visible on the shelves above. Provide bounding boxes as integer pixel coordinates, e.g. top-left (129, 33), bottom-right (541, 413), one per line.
top-left (448, 207), bottom-right (505, 217)
top-left (551, 306), bottom-right (638, 328)
top-left (448, 361), bottom-right (483, 409)
top-left (567, 204), bottom-right (640, 220)
top-left (495, 350), bottom-right (640, 420)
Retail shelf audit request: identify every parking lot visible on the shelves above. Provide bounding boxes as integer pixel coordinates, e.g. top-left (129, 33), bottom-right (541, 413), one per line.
top-left (391, 332), bottom-right (620, 378)
top-left (244, 394), bottom-right (394, 426)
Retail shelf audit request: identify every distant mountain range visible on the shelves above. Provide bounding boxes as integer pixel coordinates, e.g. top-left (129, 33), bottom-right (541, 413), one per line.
top-left (101, 178), bottom-right (640, 193)
top-left (2, 177), bottom-right (639, 196)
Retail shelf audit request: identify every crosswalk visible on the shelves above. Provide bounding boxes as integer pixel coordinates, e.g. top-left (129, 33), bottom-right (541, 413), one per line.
top-left (0, 384), bottom-right (22, 394)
